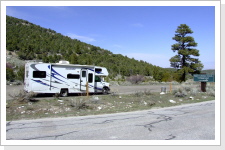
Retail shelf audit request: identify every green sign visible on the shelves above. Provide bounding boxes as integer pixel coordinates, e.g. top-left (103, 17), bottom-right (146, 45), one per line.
top-left (193, 74), bottom-right (215, 82)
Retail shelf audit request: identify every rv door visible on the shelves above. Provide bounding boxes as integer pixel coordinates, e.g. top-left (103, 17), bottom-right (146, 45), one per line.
top-left (80, 69), bottom-right (87, 91)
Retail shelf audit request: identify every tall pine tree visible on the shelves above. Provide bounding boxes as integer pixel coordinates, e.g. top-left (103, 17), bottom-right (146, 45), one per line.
top-left (170, 24), bottom-right (203, 82)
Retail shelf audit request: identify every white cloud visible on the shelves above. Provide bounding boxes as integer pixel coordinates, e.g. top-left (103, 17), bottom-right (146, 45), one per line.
top-left (67, 33), bottom-right (96, 42)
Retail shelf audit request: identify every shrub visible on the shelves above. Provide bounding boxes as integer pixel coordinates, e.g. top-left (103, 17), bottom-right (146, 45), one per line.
top-left (9, 90), bottom-right (37, 103)
top-left (173, 84), bottom-right (215, 98)
top-left (69, 98), bottom-right (93, 110)
top-left (174, 91), bottom-right (187, 97)
top-left (173, 85), bottom-right (189, 97)
top-left (134, 91), bottom-right (142, 97)
top-left (16, 65), bottom-right (25, 81)
top-left (127, 75), bottom-right (145, 84)
top-left (147, 101), bottom-right (156, 107)
top-left (143, 89), bottom-right (153, 96)
top-left (206, 85), bottom-right (215, 97)
top-left (6, 68), bottom-right (15, 81)
top-left (133, 90), bottom-right (153, 98)
top-left (190, 87), bottom-right (199, 96)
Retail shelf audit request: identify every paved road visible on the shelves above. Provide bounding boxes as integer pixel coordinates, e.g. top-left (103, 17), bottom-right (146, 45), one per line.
top-left (6, 100), bottom-right (215, 140)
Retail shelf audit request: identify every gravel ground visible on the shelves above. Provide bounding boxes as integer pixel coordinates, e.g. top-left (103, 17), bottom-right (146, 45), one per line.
top-left (110, 84), bottom-right (173, 94)
top-left (6, 84), bottom-right (176, 100)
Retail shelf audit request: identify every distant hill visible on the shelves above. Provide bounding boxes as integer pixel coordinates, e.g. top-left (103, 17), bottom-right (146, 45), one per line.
top-left (164, 68), bottom-right (215, 74)
top-left (6, 16), bottom-right (162, 79)
top-left (201, 69), bottom-right (215, 75)
top-left (7, 15), bottom-right (205, 82)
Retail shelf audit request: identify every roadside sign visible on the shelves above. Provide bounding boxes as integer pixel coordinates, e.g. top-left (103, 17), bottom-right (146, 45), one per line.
top-left (193, 74), bottom-right (215, 82)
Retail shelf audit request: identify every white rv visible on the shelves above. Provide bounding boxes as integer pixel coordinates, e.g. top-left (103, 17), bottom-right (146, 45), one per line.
top-left (24, 61), bottom-right (110, 96)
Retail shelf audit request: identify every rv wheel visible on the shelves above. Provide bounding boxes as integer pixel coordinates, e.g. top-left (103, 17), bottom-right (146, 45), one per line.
top-left (102, 87), bottom-right (109, 95)
top-left (60, 89), bottom-right (68, 97)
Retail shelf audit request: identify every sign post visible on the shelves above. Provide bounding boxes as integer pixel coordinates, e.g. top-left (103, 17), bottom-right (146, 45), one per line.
top-left (201, 82), bottom-right (207, 92)
top-left (193, 74), bottom-right (215, 92)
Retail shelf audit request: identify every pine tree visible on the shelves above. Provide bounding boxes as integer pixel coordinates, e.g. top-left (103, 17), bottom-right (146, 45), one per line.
top-left (170, 24), bottom-right (203, 82)
top-left (69, 53), bottom-right (78, 64)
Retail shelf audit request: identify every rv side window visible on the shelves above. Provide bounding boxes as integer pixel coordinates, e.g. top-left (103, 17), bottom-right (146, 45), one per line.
top-left (33, 71), bottom-right (46, 78)
top-left (95, 68), bottom-right (102, 73)
top-left (82, 71), bottom-right (86, 77)
top-left (88, 73), bottom-right (93, 83)
top-left (67, 74), bottom-right (80, 79)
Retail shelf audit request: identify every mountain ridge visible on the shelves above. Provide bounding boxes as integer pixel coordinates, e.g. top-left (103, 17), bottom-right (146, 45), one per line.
top-left (6, 15), bottom-right (213, 82)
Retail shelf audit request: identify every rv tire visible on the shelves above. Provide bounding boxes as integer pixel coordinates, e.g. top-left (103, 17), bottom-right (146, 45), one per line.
top-left (60, 89), bottom-right (68, 97)
top-left (102, 87), bottom-right (109, 95)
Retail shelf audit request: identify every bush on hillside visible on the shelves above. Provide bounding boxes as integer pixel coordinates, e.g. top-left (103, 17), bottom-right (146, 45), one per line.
top-left (126, 75), bottom-right (145, 84)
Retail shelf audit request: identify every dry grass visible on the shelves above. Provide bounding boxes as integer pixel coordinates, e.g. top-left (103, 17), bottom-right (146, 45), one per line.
top-left (6, 84), bottom-right (215, 121)
top-left (173, 83), bottom-right (215, 97)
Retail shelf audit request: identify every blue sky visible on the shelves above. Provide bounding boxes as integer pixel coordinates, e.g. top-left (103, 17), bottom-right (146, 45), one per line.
top-left (6, 5), bottom-right (215, 69)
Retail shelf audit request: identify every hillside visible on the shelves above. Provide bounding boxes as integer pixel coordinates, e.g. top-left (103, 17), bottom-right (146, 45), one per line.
top-left (201, 70), bottom-right (215, 75)
top-left (7, 15), bottom-right (175, 81)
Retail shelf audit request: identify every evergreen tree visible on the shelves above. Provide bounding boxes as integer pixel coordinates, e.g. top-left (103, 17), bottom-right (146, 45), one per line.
top-left (170, 24), bottom-right (203, 82)
top-left (75, 44), bottom-right (82, 54)
top-left (69, 53), bottom-right (78, 64)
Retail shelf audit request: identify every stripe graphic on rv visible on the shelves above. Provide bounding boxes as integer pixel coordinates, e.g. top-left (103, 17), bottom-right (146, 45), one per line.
top-left (51, 74), bottom-right (65, 83)
top-left (32, 79), bottom-right (58, 88)
top-left (49, 65), bottom-right (66, 79)
top-left (30, 64), bottom-right (39, 71)
top-left (42, 79), bottom-right (62, 84)
top-left (89, 84), bottom-right (102, 90)
top-left (48, 65), bottom-right (66, 83)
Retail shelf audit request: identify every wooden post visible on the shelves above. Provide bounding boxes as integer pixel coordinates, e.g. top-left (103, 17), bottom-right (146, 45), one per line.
top-left (201, 82), bottom-right (207, 92)
top-left (200, 73), bottom-right (206, 92)
top-left (86, 82), bottom-right (89, 97)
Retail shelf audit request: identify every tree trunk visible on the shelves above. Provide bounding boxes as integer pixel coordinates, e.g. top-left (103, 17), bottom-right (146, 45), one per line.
top-left (181, 55), bottom-right (186, 82)
top-left (181, 72), bottom-right (186, 82)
